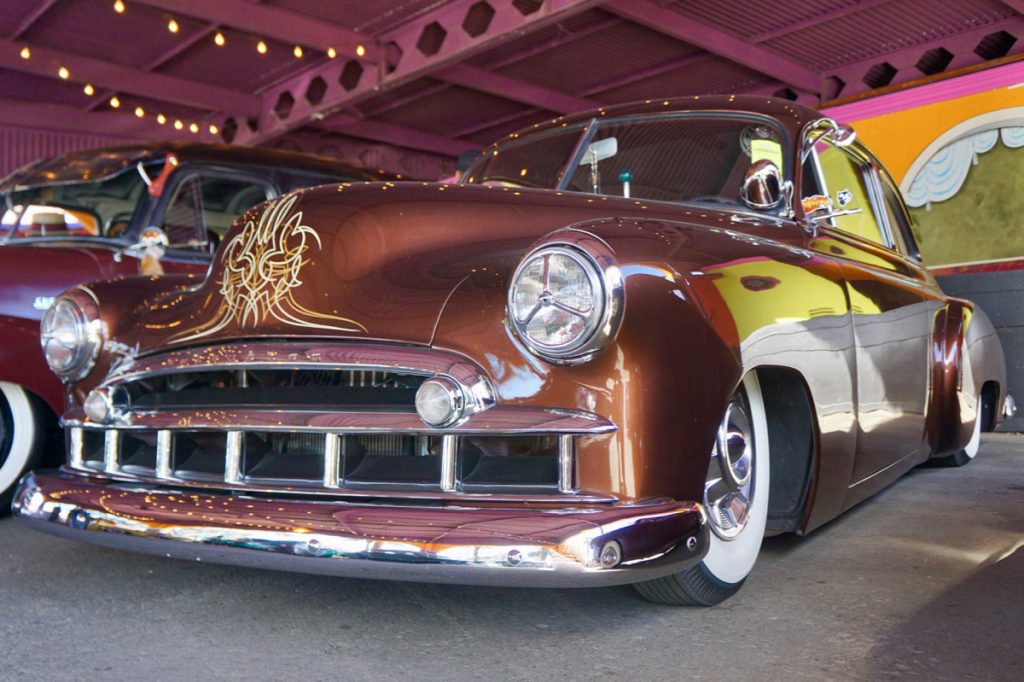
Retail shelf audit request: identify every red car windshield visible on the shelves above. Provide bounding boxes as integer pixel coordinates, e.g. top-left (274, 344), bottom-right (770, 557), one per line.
top-left (463, 114), bottom-right (788, 207)
top-left (1, 165), bottom-right (149, 242)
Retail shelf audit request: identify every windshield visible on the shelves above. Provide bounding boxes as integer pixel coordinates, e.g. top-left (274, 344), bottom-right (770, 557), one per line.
top-left (1, 164), bottom-right (151, 242)
top-left (464, 114), bottom-right (788, 207)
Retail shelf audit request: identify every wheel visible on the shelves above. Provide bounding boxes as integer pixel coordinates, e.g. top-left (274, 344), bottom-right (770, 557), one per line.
top-left (634, 372), bottom-right (770, 606)
top-left (931, 394), bottom-right (987, 468)
top-left (0, 382), bottom-right (45, 514)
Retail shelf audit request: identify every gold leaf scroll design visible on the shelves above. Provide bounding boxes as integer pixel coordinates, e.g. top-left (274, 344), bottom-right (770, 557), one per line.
top-left (171, 194), bottom-right (366, 344)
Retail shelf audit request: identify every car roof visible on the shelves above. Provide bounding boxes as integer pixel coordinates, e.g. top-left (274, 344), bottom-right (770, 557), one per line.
top-left (0, 142), bottom-right (389, 192)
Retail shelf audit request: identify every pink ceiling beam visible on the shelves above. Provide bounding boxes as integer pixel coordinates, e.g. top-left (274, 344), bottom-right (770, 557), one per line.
top-left (223, 0), bottom-right (607, 146)
top-left (0, 39), bottom-right (260, 115)
top-left (130, 0), bottom-right (375, 59)
top-left (824, 17), bottom-right (1024, 98)
top-left (748, 0), bottom-right (897, 43)
top-left (365, 15), bottom-right (621, 118)
top-left (605, 0), bottom-right (821, 93)
top-left (275, 133), bottom-right (452, 179)
top-left (316, 114), bottom-right (477, 157)
top-left (0, 100), bottom-right (191, 140)
top-left (8, 0), bottom-right (59, 39)
top-left (436, 63), bottom-right (600, 113)
top-left (999, 1), bottom-right (1024, 14)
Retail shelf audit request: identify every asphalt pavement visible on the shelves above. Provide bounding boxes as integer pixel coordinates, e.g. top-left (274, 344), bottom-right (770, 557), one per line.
top-left (1, 434), bottom-right (1021, 682)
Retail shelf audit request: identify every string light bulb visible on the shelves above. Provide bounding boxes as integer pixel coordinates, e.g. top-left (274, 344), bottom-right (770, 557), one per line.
top-left (293, 45), bottom-right (303, 58)
top-left (208, 123), bottom-right (219, 135)
top-left (355, 44), bottom-right (366, 57)
top-left (327, 47), bottom-right (337, 59)
top-left (58, 66), bottom-right (70, 79)
top-left (134, 106), bottom-right (145, 118)
top-left (113, 1), bottom-right (125, 13)
top-left (83, 83), bottom-right (94, 95)
top-left (256, 40), bottom-right (268, 54)
top-left (173, 119), bottom-right (183, 130)
top-left (189, 122), bottom-right (199, 134)
top-left (157, 114), bottom-right (167, 125)
top-left (214, 32), bottom-right (225, 46)
top-left (167, 18), bottom-right (179, 33)
top-left (19, 46), bottom-right (30, 60)
top-left (109, 95), bottom-right (121, 108)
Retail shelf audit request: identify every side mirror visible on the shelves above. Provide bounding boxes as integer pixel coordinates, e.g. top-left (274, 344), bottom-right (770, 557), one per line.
top-left (741, 160), bottom-right (785, 211)
top-left (801, 118), bottom-right (857, 162)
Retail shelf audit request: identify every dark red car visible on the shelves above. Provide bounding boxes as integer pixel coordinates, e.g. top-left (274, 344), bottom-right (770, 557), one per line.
top-left (0, 144), bottom-right (383, 508)
top-left (13, 98), bottom-right (1006, 606)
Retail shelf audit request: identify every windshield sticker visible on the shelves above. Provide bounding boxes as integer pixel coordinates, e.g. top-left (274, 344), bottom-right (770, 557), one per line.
top-left (750, 139), bottom-right (783, 171)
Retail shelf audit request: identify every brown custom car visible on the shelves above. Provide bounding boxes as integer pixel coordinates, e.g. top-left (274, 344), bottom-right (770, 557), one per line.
top-left (13, 97), bottom-right (1005, 606)
top-left (0, 143), bottom-right (384, 508)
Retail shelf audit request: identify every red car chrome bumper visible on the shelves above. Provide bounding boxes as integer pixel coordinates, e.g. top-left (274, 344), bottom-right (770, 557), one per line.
top-left (13, 470), bottom-right (708, 588)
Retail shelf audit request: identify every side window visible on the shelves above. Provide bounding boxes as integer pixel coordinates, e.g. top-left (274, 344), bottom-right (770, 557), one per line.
top-left (161, 174), bottom-right (272, 250)
top-left (811, 144), bottom-right (887, 246)
top-left (878, 172), bottom-right (921, 260)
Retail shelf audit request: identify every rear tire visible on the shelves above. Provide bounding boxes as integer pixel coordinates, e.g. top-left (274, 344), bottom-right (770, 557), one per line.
top-left (634, 372), bottom-right (770, 606)
top-left (931, 393), bottom-right (987, 468)
top-left (0, 382), bottom-right (45, 514)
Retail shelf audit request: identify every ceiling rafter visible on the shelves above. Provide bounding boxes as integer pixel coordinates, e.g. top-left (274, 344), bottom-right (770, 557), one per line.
top-left (604, 0), bottom-right (821, 93)
top-left (999, 1), bottom-right (1024, 15)
top-left (823, 16), bottom-right (1024, 98)
top-left (130, 0), bottom-right (376, 59)
top-left (362, 15), bottom-right (621, 118)
top-left (8, 0), bottom-right (59, 39)
top-left (218, 0), bottom-right (608, 146)
top-left (0, 38), bottom-right (260, 115)
top-left (0, 99), bottom-right (192, 139)
top-left (436, 63), bottom-right (599, 113)
top-left (316, 113), bottom-right (477, 156)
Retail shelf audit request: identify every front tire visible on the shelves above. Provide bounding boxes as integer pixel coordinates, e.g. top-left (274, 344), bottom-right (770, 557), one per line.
top-left (634, 372), bottom-right (770, 606)
top-left (0, 382), bottom-right (45, 514)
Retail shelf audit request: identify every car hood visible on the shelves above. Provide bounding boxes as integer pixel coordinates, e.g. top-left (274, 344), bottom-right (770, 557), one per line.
top-left (0, 242), bottom-right (114, 321)
top-left (131, 183), bottom-right (698, 352)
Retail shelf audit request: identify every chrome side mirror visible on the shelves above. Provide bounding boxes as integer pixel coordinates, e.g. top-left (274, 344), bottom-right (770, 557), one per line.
top-left (741, 160), bottom-right (785, 211)
top-left (801, 118), bottom-right (857, 162)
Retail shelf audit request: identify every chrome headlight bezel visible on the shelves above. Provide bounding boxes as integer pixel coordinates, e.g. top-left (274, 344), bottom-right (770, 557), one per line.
top-left (40, 292), bottom-right (101, 382)
top-left (507, 235), bottom-right (624, 364)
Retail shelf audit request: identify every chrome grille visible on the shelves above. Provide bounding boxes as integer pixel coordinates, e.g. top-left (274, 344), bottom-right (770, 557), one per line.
top-left (68, 426), bottom-right (571, 495)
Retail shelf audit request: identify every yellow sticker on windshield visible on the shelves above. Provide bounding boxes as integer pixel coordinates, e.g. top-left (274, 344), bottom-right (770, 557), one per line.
top-left (750, 139), bottom-right (783, 170)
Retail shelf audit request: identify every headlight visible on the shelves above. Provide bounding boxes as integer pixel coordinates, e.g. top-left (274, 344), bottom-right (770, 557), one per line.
top-left (507, 242), bottom-right (623, 363)
top-left (40, 297), bottom-right (100, 381)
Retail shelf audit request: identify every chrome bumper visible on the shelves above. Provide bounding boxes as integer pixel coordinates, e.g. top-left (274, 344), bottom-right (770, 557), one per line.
top-left (13, 471), bottom-right (708, 588)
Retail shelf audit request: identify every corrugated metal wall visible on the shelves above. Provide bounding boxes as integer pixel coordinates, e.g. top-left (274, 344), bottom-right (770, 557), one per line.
top-left (0, 125), bottom-right (135, 179)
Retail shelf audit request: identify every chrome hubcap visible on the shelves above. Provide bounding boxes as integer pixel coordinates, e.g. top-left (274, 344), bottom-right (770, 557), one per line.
top-left (705, 396), bottom-right (756, 540)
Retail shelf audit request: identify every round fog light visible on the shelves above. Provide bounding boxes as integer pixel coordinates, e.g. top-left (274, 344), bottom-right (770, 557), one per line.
top-left (415, 377), bottom-right (464, 427)
top-left (599, 540), bottom-right (622, 568)
top-left (84, 388), bottom-right (113, 423)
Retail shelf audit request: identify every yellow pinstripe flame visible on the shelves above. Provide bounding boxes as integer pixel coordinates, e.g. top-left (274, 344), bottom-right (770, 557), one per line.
top-left (171, 194), bottom-right (365, 343)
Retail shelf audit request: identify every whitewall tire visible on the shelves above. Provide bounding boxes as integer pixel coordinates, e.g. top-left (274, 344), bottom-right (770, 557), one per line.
top-left (635, 372), bottom-right (770, 606)
top-left (0, 381), bottom-right (44, 512)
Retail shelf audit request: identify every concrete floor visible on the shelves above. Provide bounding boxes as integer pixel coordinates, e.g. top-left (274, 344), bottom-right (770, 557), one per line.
top-left (1, 435), bottom-right (1021, 682)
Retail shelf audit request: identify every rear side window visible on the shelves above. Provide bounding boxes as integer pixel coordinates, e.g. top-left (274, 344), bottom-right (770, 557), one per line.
top-left (162, 175), bottom-right (272, 249)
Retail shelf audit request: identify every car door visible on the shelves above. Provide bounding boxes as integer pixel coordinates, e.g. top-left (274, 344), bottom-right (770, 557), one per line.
top-left (141, 167), bottom-right (276, 275)
top-left (804, 141), bottom-right (940, 485)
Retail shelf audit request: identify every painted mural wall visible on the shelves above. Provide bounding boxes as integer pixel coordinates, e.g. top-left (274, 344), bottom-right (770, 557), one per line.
top-left (823, 60), bottom-right (1024, 270)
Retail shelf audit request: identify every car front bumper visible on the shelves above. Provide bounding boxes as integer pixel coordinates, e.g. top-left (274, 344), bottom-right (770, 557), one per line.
top-left (13, 470), bottom-right (708, 588)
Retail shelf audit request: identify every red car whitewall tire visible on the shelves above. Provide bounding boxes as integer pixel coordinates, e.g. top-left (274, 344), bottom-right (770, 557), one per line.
top-left (0, 381), bottom-right (43, 512)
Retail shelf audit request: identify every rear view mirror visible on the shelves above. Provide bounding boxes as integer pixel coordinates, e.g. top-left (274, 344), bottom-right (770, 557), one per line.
top-left (580, 137), bottom-right (618, 165)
